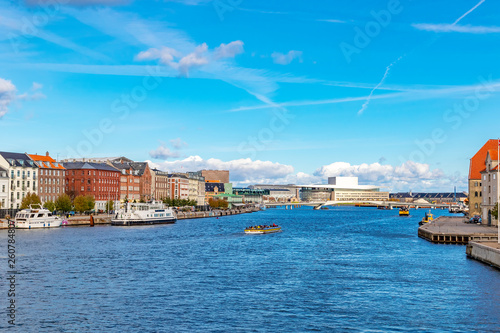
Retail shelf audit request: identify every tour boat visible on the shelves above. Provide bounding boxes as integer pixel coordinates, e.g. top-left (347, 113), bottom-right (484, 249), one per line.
top-left (419, 211), bottom-right (434, 226)
top-left (14, 206), bottom-right (62, 229)
top-left (399, 207), bottom-right (410, 216)
top-left (244, 225), bottom-right (282, 234)
top-left (111, 201), bottom-right (176, 226)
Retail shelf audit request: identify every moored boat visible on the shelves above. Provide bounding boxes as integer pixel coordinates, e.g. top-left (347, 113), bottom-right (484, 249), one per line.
top-left (111, 201), bottom-right (176, 226)
top-left (245, 224), bottom-right (281, 234)
top-left (419, 211), bottom-right (434, 226)
top-left (15, 205), bottom-right (62, 229)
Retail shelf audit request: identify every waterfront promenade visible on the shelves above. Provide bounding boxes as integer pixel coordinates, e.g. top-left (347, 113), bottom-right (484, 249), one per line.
top-left (418, 216), bottom-right (498, 244)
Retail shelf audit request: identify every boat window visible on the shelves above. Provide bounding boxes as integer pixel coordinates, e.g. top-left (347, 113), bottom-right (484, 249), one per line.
top-left (30, 214), bottom-right (35, 218)
top-left (48, 213), bottom-right (52, 217)
top-left (37, 214), bottom-right (44, 218)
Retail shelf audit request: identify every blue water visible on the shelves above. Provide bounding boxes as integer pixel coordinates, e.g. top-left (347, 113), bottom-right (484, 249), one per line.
top-left (1, 207), bottom-right (500, 332)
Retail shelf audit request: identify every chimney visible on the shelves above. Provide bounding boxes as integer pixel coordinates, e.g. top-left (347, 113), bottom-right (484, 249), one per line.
top-left (46, 151), bottom-right (49, 157)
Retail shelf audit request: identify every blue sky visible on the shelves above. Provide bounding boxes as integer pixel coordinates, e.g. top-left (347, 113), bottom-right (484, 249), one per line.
top-left (1, 0), bottom-right (499, 191)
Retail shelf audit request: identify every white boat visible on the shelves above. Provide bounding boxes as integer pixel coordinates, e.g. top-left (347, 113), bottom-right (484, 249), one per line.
top-left (111, 201), bottom-right (177, 226)
top-left (15, 206), bottom-right (62, 229)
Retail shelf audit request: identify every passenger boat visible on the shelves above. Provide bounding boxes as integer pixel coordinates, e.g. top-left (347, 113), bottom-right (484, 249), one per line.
top-left (15, 206), bottom-right (62, 229)
top-left (244, 224), bottom-right (281, 234)
top-left (111, 201), bottom-right (176, 226)
top-left (399, 207), bottom-right (410, 216)
top-left (419, 211), bottom-right (434, 226)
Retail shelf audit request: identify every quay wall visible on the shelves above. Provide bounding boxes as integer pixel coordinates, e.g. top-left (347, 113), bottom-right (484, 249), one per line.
top-left (466, 242), bottom-right (500, 270)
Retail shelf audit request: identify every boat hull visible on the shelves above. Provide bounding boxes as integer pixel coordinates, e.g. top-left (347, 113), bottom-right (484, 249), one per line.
top-left (244, 227), bottom-right (281, 234)
top-left (111, 218), bottom-right (177, 226)
top-left (15, 219), bottom-right (62, 229)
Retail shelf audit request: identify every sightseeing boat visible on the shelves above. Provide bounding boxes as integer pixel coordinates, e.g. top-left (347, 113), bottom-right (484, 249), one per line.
top-left (419, 211), bottom-right (434, 226)
top-left (111, 201), bottom-right (176, 226)
top-left (399, 207), bottom-right (410, 216)
top-left (14, 206), bottom-right (62, 229)
top-left (244, 224), bottom-right (281, 234)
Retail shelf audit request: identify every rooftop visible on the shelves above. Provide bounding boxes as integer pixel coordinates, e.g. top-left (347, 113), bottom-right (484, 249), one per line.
top-left (28, 154), bottom-right (65, 170)
top-left (469, 139), bottom-right (498, 180)
top-left (62, 162), bottom-right (120, 172)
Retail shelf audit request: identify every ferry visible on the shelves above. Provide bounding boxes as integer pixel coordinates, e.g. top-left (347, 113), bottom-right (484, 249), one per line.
top-left (111, 201), bottom-right (176, 226)
top-left (14, 206), bottom-right (62, 229)
top-left (399, 207), bottom-right (410, 216)
top-left (244, 224), bottom-right (281, 234)
top-left (419, 211), bottom-right (434, 226)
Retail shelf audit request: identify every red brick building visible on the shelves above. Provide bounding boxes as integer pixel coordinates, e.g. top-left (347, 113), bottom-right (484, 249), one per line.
top-left (63, 162), bottom-right (120, 210)
top-left (28, 152), bottom-right (66, 203)
top-left (111, 161), bottom-right (152, 202)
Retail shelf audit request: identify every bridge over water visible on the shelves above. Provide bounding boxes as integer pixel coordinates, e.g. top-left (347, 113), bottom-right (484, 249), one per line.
top-left (266, 200), bottom-right (462, 210)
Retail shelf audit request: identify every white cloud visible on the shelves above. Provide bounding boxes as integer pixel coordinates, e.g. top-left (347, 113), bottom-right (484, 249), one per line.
top-left (149, 144), bottom-right (180, 160)
top-left (214, 40), bottom-right (244, 59)
top-left (170, 138), bottom-right (188, 149)
top-left (31, 82), bottom-right (43, 91)
top-left (413, 23), bottom-right (500, 34)
top-left (177, 43), bottom-right (209, 76)
top-left (0, 78), bottom-right (16, 118)
top-left (271, 50), bottom-right (303, 65)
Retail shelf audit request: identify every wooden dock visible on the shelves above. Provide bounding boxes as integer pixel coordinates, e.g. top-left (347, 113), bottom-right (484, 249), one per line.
top-left (418, 216), bottom-right (498, 244)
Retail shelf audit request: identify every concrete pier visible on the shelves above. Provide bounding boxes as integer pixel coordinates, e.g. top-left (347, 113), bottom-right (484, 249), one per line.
top-left (466, 242), bottom-right (500, 270)
top-left (418, 216), bottom-right (498, 244)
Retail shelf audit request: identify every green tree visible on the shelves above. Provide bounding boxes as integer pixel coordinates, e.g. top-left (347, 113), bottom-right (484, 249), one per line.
top-left (20, 192), bottom-right (41, 209)
top-left (43, 200), bottom-right (56, 212)
top-left (73, 195), bottom-right (86, 213)
top-left (106, 200), bottom-right (114, 212)
top-left (492, 203), bottom-right (499, 219)
top-left (85, 195), bottom-right (95, 211)
top-left (55, 194), bottom-right (72, 212)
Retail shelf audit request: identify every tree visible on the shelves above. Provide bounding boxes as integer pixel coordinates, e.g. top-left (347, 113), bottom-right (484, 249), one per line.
top-left (85, 195), bottom-right (95, 211)
top-left (492, 202), bottom-right (499, 220)
top-left (106, 200), bottom-right (114, 212)
top-left (74, 195), bottom-right (87, 213)
top-left (208, 198), bottom-right (228, 209)
top-left (43, 200), bottom-right (56, 212)
top-left (20, 193), bottom-right (41, 209)
top-left (55, 194), bottom-right (72, 212)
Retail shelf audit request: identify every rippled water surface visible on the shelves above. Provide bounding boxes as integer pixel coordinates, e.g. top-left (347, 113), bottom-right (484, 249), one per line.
top-left (1, 207), bottom-right (500, 332)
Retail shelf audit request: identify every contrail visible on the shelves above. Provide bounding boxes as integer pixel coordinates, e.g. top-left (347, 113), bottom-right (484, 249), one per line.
top-left (357, 0), bottom-right (487, 116)
top-left (453, 0), bottom-right (486, 25)
top-left (357, 57), bottom-right (402, 115)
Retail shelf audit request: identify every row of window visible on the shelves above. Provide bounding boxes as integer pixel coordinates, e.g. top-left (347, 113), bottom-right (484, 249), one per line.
top-left (40, 169), bottom-right (62, 176)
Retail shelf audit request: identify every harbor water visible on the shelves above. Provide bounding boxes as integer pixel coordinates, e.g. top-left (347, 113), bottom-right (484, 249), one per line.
top-left (1, 207), bottom-right (500, 332)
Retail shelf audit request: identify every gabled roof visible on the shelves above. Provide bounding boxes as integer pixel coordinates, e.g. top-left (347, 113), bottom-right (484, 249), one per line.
top-left (62, 162), bottom-right (120, 172)
top-left (111, 161), bottom-right (149, 176)
top-left (469, 139), bottom-right (499, 180)
top-left (28, 154), bottom-right (65, 170)
top-left (0, 151), bottom-right (38, 168)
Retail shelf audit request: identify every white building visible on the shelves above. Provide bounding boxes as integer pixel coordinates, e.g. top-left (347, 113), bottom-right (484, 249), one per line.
top-left (299, 176), bottom-right (389, 202)
top-left (0, 167), bottom-right (8, 209)
top-left (0, 152), bottom-right (39, 209)
top-left (480, 149), bottom-right (499, 226)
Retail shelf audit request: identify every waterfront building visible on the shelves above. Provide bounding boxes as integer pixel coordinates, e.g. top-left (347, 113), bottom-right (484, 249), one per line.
top-left (185, 172), bottom-right (206, 205)
top-left (299, 177), bottom-right (389, 202)
top-left (63, 162), bottom-right (120, 211)
top-left (28, 152), bottom-right (65, 204)
top-left (0, 167), bottom-right (8, 209)
top-left (205, 182), bottom-right (225, 202)
top-left (0, 152), bottom-right (39, 209)
top-left (212, 193), bottom-right (243, 209)
top-left (167, 174), bottom-right (189, 200)
top-left (151, 168), bottom-right (170, 201)
top-left (480, 148), bottom-right (499, 226)
top-left (233, 188), bottom-right (269, 204)
top-left (469, 139), bottom-right (498, 216)
top-left (111, 161), bottom-right (152, 202)
top-left (249, 184), bottom-right (300, 202)
top-left (390, 192), bottom-right (468, 204)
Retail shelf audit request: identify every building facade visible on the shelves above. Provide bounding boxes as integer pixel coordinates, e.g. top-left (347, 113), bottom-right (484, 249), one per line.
top-left (111, 161), bottom-right (152, 202)
top-left (233, 188), bottom-right (269, 204)
top-left (151, 169), bottom-right (170, 201)
top-left (250, 184), bottom-right (300, 202)
top-left (167, 174), bottom-right (189, 200)
top-left (28, 153), bottom-right (65, 203)
top-left (0, 167), bottom-right (8, 209)
top-left (0, 152), bottom-right (39, 209)
top-left (299, 177), bottom-right (389, 202)
top-left (63, 162), bottom-right (120, 211)
top-left (205, 182), bottom-right (225, 202)
top-left (185, 172), bottom-right (206, 205)
top-left (469, 139), bottom-right (498, 216)
top-left (480, 149), bottom-right (499, 226)
top-left (197, 170), bottom-right (230, 183)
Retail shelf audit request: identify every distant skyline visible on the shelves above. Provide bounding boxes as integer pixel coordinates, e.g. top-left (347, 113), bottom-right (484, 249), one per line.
top-left (1, 0), bottom-right (499, 191)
